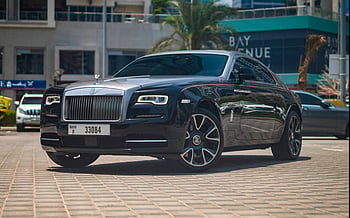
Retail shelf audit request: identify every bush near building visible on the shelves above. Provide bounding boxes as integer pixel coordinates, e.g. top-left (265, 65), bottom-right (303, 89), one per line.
top-left (1, 110), bottom-right (16, 126)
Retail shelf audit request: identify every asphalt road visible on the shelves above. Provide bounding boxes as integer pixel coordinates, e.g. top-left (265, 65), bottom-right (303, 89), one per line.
top-left (0, 129), bottom-right (348, 218)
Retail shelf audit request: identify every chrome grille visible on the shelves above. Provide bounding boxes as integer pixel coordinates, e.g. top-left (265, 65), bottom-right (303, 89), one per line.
top-left (26, 109), bottom-right (40, 116)
top-left (64, 96), bottom-right (122, 121)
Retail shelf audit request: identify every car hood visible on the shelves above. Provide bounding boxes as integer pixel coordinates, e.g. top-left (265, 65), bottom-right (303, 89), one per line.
top-left (65, 75), bottom-right (220, 92)
top-left (18, 104), bottom-right (41, 109)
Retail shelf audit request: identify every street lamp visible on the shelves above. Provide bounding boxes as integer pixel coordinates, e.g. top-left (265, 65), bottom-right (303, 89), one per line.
top-left (102, 0), bottom-right (107, 79)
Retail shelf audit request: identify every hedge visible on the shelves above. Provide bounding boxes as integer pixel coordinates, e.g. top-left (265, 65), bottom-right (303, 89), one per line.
top-left (0, 110), bottom-right (16, 126)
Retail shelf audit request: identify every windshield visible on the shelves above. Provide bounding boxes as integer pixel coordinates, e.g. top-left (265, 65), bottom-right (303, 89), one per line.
top-left (22, 97), bottom-right (42, 105)
top-left (113, 54), bottom-right (228, 78)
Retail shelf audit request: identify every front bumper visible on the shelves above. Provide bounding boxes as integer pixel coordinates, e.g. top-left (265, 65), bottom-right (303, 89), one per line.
top-left (41, 122), bottom-right (187, 157)
top-left (17, 114), bottom-right (40, 125)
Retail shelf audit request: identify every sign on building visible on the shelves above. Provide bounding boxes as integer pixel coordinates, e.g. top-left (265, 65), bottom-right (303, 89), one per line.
top-left (0, 80), bottom-right (46, 90)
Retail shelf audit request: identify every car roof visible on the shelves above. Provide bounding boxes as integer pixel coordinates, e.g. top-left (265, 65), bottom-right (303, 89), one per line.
top-left (292, 90), bottom-right (325, 100)
top-left (22, 93), bottom-right (43, 98)
top-left (292, 90), bottom-right (308, 94)
top-left (292, 90), bottom-right (318, 96)
top-left (143, 50), bottom-right (247, 58)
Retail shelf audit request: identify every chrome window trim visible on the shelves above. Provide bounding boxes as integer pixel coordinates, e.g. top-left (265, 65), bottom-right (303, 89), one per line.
top-left (126, 139), bottom-right (168, 143)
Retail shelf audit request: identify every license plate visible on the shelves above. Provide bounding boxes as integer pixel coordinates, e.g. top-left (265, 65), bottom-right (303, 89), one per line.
top-left (68, 124), bottom-right (110, 135)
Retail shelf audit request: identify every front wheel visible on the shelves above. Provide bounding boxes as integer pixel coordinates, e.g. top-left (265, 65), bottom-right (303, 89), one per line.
top-left (47, 152), bottom-right (99, 168)
top-left (179, 108), bottom-right (223, 172)
top-left (272, 110), bottom-right (302, 160)
top-left (16, 124), bottom-right (25, 132)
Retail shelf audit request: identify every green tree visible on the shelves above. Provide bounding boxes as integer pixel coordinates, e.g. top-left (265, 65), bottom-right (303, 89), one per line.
top-left (152, 0), bottom-right (171, 14)
top-left (148, 0), bottom-right (236, 53)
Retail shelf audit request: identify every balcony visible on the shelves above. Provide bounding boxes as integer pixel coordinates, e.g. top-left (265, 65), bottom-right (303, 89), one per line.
top-left (0, 2), bottom-right (55, 28)
top-left (0, 5), bottom-right (339, 27)
top-left (53, 5), bottom-right (338, 24)
top-left (233, 6), bottom-right (338, 21)
top-left (55, 11), bottom-right (168, 23)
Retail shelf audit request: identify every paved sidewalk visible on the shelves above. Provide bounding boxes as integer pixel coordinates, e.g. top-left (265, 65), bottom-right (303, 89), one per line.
top-left (0, 131), bottom-right (349, 218)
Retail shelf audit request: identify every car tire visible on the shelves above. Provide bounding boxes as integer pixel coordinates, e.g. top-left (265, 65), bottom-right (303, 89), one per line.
top-left (179, 108), bottom-right (223, 171)
top-left (16, 124), bottom-right (25, 132)
top-left (272, 110), bottom-right (302, 160)
top-left (46, 152), bottom-right (99, 168)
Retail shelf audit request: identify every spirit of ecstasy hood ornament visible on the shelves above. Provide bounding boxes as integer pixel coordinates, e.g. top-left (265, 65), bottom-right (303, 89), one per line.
top-left (94, 74), bottom-right (101, 84)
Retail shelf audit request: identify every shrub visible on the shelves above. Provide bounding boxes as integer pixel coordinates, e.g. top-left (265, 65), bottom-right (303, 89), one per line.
top-left (1, 110), bottom-right (16, 126)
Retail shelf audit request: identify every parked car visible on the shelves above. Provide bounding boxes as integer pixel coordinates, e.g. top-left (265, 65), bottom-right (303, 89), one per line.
top-left (15, 93), bottom-right (43, 131)
top-left (293, 90), bottom-right (349, 139)
top-left (40, 50), bottom-right (302, 171)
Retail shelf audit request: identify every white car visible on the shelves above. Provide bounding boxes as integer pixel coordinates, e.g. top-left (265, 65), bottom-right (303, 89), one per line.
top-left (15, 93), bottom-right (43, 131)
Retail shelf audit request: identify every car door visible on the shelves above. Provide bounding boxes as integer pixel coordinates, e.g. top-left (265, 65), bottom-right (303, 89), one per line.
top-left (296, 92), bottom-right (341, 135)
top-left (231, 57), bottom-right (282, 143)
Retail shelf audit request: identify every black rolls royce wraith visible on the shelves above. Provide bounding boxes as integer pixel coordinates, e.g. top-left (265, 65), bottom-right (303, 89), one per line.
top-left (41, 50), bottom-right (302, 171)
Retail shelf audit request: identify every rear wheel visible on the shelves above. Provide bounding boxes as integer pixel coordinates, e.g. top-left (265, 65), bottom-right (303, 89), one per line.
top-left (272, 110), bottom-right (302, 160)
top-left (179, 108), bottom-right (223, 172)
top-left (47, 152), bottom-right (99, 168)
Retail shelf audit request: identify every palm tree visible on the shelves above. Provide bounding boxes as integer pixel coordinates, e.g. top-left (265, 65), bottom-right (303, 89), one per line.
top-left (148, 0), bottom-right (236, 53)
top-left (152, 0), bottom-right (171, 14)
top-left (297, 34), bottom-right (327, 90)
top-left (317, 70), bottom-right (349, 99)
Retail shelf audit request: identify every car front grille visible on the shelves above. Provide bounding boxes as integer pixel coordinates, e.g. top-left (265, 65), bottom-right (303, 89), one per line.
top-left (26, 109), bottom-right (40, 116)
top-left (64, 96), bottom-right (122, 121)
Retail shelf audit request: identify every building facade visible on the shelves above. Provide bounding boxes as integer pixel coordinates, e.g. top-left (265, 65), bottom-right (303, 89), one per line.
top-left (0, 0), bottom-right (348, 103)
top-left (0, 0), bottom-right (172, 102)
top-left (222, 15), bottom-right (344, 88)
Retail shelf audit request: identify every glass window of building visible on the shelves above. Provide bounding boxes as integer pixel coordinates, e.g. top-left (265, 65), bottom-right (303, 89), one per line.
top-left (16, 49), bottom-right (44, 75)
top-left (59, 50), bottom-right (95, 75)
top-left (241, 0), bottom-right (286, 9)
top-left (108, 51), bottom-right (145, 76)
top-left (0, 0), bottom-right (5, 20)
top-left (20, 0), bottom-right (47, 20)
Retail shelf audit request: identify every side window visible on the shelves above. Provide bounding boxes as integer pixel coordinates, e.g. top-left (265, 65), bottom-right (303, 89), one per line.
top-left (297, 93), bottom-right (322, 105)
top-left (231, 57), bottom-right (276, 85)
top-left (244, 58), bottom-right (275, 84)
top-left (253, 62), bottom-right (276, 84)
top-left (230, 57), bottom-right (251, 80)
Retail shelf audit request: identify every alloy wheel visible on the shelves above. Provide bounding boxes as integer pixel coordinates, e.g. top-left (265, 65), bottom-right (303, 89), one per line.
top-left (288, 114), bottom-right (302, 156)
top-left (180, 113), bottom-right (221, 168)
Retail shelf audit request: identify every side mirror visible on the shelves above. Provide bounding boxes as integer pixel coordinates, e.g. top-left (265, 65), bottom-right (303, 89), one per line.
top-left (320, 100), bottom-right (331, 109)
top-left (14, 101), bottom-right (19, 106)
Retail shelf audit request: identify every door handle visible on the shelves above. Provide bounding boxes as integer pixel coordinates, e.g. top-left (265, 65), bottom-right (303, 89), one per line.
top-left (233, 89), bottom-right (251, 94)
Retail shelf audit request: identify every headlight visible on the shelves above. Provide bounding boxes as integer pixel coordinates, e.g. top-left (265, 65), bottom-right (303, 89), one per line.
top-left (45, 95), bottom-right (60, 105)
top-left (137, 95), bottom-right (168, 105)
top-left (18, 108), bottom-right (26, 114)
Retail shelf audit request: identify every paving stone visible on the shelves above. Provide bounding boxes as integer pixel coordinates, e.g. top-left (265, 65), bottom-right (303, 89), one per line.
top-left (0, 132), bottom-right (348, 217)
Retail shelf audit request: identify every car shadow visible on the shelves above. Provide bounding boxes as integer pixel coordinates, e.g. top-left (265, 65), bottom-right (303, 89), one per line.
top-left (47, 155), bottom-right (311, 176)
top-left (24, 127), bottom-right (40, 132)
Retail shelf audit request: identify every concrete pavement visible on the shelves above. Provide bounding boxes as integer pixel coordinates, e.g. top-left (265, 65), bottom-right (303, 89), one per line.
top-left (0, 130), bottom-right (348, 217)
